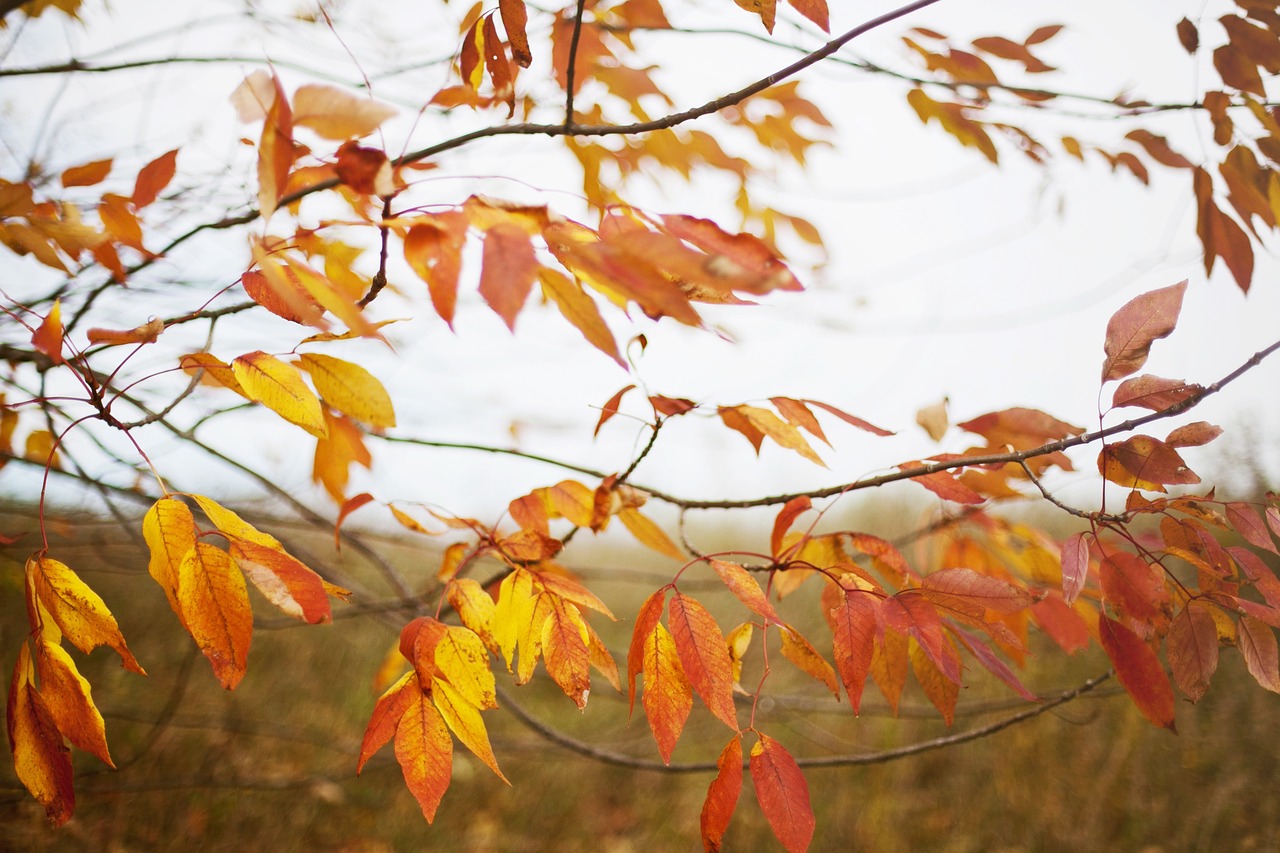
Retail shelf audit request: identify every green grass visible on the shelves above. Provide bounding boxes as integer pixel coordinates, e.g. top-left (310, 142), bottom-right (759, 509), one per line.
top-left (3, 507), bottom-right (1280, 852)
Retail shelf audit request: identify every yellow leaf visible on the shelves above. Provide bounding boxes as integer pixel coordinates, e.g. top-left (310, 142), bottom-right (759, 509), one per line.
top-left (179, 352), bottom-right (249, 397)
top-left (189, 493), bottom-right (283, 550)
top-left (142, 497), bottom-right (197, 624)
top-left (434, 626), bottom-right (497, 709)
top-left (178, 542), bottom-right (252, 690)
top-left (8, 644), bottom-right (74, 827)
top-left (431, 677), bottom-right (508, 782)
top-left (291, 84), bottom-right (397, 140)
top-left (492, 568), bottom-right (535, 671)
top-left (27, 556), bottom-right (144, 674)
top-left (736, 404), bottom-right (825, 466)
top-left (447, 578), bottom-right (498, 654)
top-left (23, 429), bottom-right (60, 468)
top-left (617, 507), bottom-right (685, 560)
top-left (31, 300), bottom-right (64, 364)
top-left (232, 350), bottom-right (328, 438)
top-left (539, 267), bottom-right (623, 366)
top-left (298, 352), bottom-right (396, 428)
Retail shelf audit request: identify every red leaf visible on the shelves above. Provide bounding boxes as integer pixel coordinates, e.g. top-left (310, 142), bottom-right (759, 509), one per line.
top-left (829, 591), bottom-right (878, 713)
top-left (951, 626), bottom-right (1038, 701)
top-left (479, 223), bottom-right (537, 330)
top-left (750, 734), bottom-right (815, 853)
top-left (771, 496), bottom-right (811, 559)
top-left (904, 467), bottom-right (985, 505)
top-left (881, 592), bottom-right (962, 684)
top-left (358, 671), bottom-right (417, 772)
top-left (1100, 280), bottom-right (1187, 382)
top-left (700, 736), bottom-right (743, 852)
top-left (921, 567), bottom-right (1033, 614)
top-left (1098, 615), bottom-right (1176, 730)
top-left (335, 492), bottom-right (375, 550)
top-left (1060, 532), bottom-right (1090, 605)
top-left (594, 384), bottom-right (635, 436)
top-left (627, 589), bottom-right (667, 716)
top-left (1165, 421), bottom-right (1222, 448)
top-left (335, 141), bottom-right (390, 195)
top-left (1099, 550), bottom-right (1168, 623)
top-left (785, 0), bottom-right (828, 32)
top-left (1166, 603), bottom-right (1218, 701)
top-left (1030, 594), bottom-right (1090, 653)
top-left (710, 559), bottom-right (780, 623)
top-left (802, 398), bottom-right (893, 436)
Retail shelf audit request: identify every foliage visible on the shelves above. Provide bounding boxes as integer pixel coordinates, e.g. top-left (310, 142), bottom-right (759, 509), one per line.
top-left (3, 0), bottom-right (1280, 849)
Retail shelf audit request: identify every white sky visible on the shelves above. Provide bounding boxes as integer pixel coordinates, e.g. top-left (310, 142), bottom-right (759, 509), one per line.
top-left (2, 0), bottom-right (1277, 524)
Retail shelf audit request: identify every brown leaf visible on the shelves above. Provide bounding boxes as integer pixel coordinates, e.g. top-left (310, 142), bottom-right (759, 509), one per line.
top-left (1100, 281), bottom-right (1187, 382)
top-left (1166, 603), bottom-right (1218, 701)
top-left (499, 0), bottom-right (532, 67)
top-left (1110, 375), bottom-right (1202, 412)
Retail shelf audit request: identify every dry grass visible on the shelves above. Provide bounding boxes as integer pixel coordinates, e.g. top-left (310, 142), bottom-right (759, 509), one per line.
top-left (3, 506), bottom-right (1280, 852)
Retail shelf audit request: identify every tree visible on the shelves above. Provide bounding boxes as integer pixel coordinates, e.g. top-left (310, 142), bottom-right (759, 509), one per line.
top-left (3, 0), bottom-right (1280, 848)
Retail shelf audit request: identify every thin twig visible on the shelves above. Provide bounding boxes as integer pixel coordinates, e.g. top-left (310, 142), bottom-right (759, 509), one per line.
top-left (562, 0), bottom-right (590, 130)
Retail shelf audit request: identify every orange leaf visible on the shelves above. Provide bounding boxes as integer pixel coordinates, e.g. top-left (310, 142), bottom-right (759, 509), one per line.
top-left (479, 223), bottom-right (537, 330)
top-left (33, 639), bottom-right (113, 767)
top-left (881, 592), bottom-right (961, 684)
top-left (1098, 614), bottom-right (1176, 730)
top-left (725, 405), bottom-right (824, 466)
top-left (909, 638), bottom-right (960, 725)
top-left (785, 0), bottom-right (828, 32)
top-left (920, 567), bottom-right (1033, 614)
top-left (669, 592), bottom-right (738, 729)
top-left (1110, 374), bottom-right (1202, 412)
top-left (540, 267), bottom-right (624, 366)
top-left (431, 677), bottom-right (508, 782)
top-left (1099, 550), bottom-right (1168, 623)
top-left (700, 735), bottom-right (743, 852)
top-left (584, 618), bottom-right (622, 692)
top-left (232, 350), bottom-right (328, 438)
top-left (749, 733), bottom-right (814, 853)
top-left (27, 555), bottom-right (144, 674)
top-left (241, 268), bottom-right (324, 326)
top-left (1100, 280), bottom-right (1187, 382)
top-left (404, 214), bottom-right (467, 327)
top-left (659, 213), bottom-right (800, 293)
top-left (1166, 603), bottom-right (1218, 701)
top-left (499, 0), bottom-right (532, 67)
top-left (1098, 435), bottom-right (1200, 492)
top-left (7, 645), bottom-right (75, 827)
top-left (358, 670), bottom-right (416, 772)
top-left (142, 497), bottom-right (197, 625)
top-left (334, 141), bottom-right (392, 195)
top-left (31, 300), bottom-right (64, 365)
top-left (628, 588), bottom-right (667, 716)
top-left (314, 411), bottom-right (373, 502)
top-left (710, 559), bottom-right (780, 623)
top-left (257, 73), bottom-right (293, 220)
top-left (179, 352), bottom-right (248, 396)
top-left (335, 492), bottom-right (375, 548)
top-left (394, 691), bottom-right (454, 823)
top-left (177, 542), bottom-right (251, 690)
top-left (642, 621), bottom-right (691, 763)
top-left (85, 317), bottom-right (164, 346)
top-left (131, 148), bottom-right (178, 208)
top-left (594, 384), bottom-right (635, 436)
top-left (228, 537), bottom-right (333, 624)
top-left (829, 590), bottom-right (878, 714)
top-left (779, 624), bottom-right (839, 700)
top-left (541, 598), bottom-right (592, 708)
top-left (61, 158), bottom-right (113, 188)
top-left (1030, 594), bottom-right (1091, 654)
top-left (904, 467), bottom-right (985, 505)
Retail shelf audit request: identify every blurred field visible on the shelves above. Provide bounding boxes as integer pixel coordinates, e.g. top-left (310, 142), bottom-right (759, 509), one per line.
top-left (3, 503), bottom-right (1280, 853)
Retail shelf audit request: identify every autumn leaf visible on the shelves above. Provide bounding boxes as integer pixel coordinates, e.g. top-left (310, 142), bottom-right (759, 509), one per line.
top-left (357, 670), bottom-right (416, 772)
top-left (298, 352), bottom-right (396, 428)
top-left (701, 735), bottom-right (743, 853)
top-left (31, 300), bottom-right (64, 365)
top-left (1098, 614), bottom-right (1176, 730)
top-left (710, 559), bottom-right (780, 623)
top-left (1100, 280), bottom-right (1187, 382)
top-left (642, 621), bottom-right (692, 763)
top-left (229, 537), bottom-right (333, 624)
top-left (1098, 435), bottom-right (1200, 492)
top-left (668, 592), bottom-right (738, 729)
top-left (131, 148), bottom-right (178, 208)
top-left (479, 223), bottom-right (538, 330)
top-left (920, 567), bottom-right (1033, 614)
top-left (1110, 374), bottom-right (1202, 412)
top-left (26, 555), bottom-right (144, 674)
top-left (499, 0), bottom-right (532, 67)
top-left (750, 733), bottom-right (814, 853)
top-left (779, 624), bottom-right (839, 700)
top-left (7, 644), bottom-right (75, 827)
top-left (1238, 616), bottom-right (1280, 692)
top-left (395, 691), bottom-right (454, 823)
top-left (1099, 550), bottom-right (1168, 623)
top-left (33, 639), bottom-right (112, 766)
top-left (430, 677), bottom-right (508, 782)
top-left (829, 590), bottom-right (878, 714)
top-left (540, 597), bottom-right (592, 708)
top-left (61, 158), bottom-right (112, 188)
top-left (909, 637), bottom-right (960, 725)
top-left (1166, 603), bottom-right (1218, 701)
top-left (142, 497), bottom-right (197, 623)
top-left (232, 350), bottom-right (328, 438)
top-left (291, 84), bottom-right (396, 140)
top-left (85, 317), bottom-right (164, 346)
top-left (1060, 531), bottom-right (1090, 605)
top-left (178, 542), bottom-right (252, 690)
